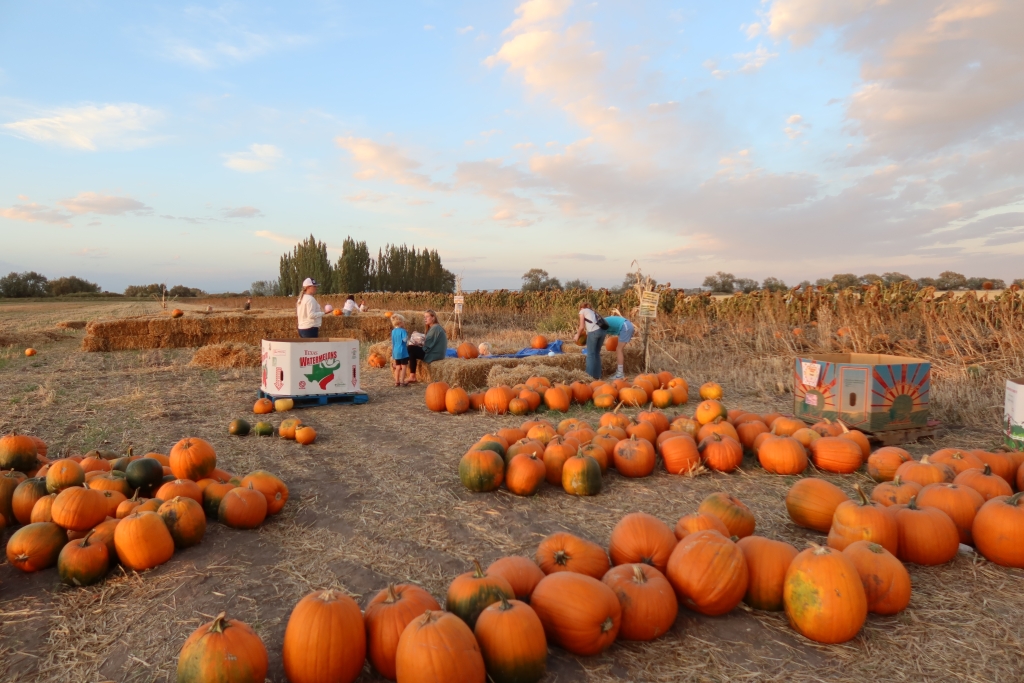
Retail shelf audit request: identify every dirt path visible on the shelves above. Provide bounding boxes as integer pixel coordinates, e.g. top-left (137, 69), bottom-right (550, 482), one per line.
top-left (0, 302), bottom-right (1021, 682)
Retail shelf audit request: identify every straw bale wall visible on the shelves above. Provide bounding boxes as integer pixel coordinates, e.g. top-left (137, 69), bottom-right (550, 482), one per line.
top-left (427, 346), bottom-right (643, 390)
top-left (82, 310), bottom-right (423, 352)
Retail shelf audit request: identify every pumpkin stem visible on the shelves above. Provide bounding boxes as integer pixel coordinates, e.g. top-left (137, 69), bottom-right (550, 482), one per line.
top-left (209, 612), bottom-right (228, 633)
top-left (1008, 492), bottom-right (1024, 506)
top-left (497, 594), bottom-right (514, 611)
top-left (471, 559), bottom-right (486, 578)
top-left (908, 496), bottom-right (919, 510)
top-left (80, 529), bottom-right (95, 546)
top-left (385, 583), bottom-right (400, 603)
top-left (920, 455), bottom-right (930, 464)
top-left (853, 483), bottom-right (871, 506)
top-left (600, 617), bottom-right (615, 633)
top-left (982, 464), bottom-right (992, 476)
top-left (553, 550), bottom-right (569, 566)
top-left (631, 564), bottom-right (648, 584)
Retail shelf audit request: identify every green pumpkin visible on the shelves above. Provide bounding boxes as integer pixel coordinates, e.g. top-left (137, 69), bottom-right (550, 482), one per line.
top-left (228, 419), bottom-right (251, 436)
top-left (562, 454), bottom-right (602, 496)
top-left (459, 449), bottom-right (505, 492)
top-left (125, 457), bottom-right (164, 493)
top-left (253, 422), bottom-right (275, 437)
top-left (474, 441), bottom-right (505, 458)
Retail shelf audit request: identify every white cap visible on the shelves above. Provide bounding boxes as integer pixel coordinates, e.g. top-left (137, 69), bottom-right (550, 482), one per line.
top-left (302, 277), bottom-right (318, 288)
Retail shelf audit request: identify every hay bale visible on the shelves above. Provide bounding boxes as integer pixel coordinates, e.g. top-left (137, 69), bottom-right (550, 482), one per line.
top-left (189, 342), bottom-right (261, 369)
top-left (56, 321), bottom-right (87, 330)
top-left (368, 341), bottom-right (392, 360)
top-left (487, 364), bottom-right (593, 388)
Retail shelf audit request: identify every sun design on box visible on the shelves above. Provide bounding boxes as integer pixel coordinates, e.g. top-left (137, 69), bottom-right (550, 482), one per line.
top-left (871, 364), bottom-right (929, 424)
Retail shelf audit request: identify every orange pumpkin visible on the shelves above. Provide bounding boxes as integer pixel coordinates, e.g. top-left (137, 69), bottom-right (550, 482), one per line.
top-left (425, 382), bottom-right (450, 411)
top-left (543, 386), bottom-right (570, 413)
top-left (58, 528), bottom-right (109, 587)
top-left (698, 382), bottom-right (723, 400)
top-left (842, 540), bottom-right (911, 615)
top-left (694, 399), bottom-right (727, 425)
top-left (972, 492), bottom-right (1024, 568)
top-left (972, 450), bottom-right (1016, 487)
top-left (811, 418), bottom-right (844, 437)
top-left (954, 464), bottom-right (1013, 501)
top-left (624, 419), bottom-right (657, 444)
top-left (487, 557), bottom-right (545, 604)
top-left (445, 387), bottom-right (470, 414)
top-left (893, 498), bottom-right (959, 565)
top-left (928, 448), bottom-right (984, 476)
top-left (240, 471), bottom-right (289, 514)
top-left (218, 485), bottom-right (268, 529)
top-left (698, 492), bottom-right (755, 538)
top-left (770, 417), bottom-right (804, 437)
top-left (601, 564), bottom-right (677, 641)
top-left (177, 612), bottom-right (268, 683)
top-left (608, 512), bottom-right (677, 573)
top-left (446, 559), bottom-right (515, 629)
top-left (837, 424), bottom-right (871, 458)
top-left (505, 453), bottom-right (546, 497)
top-left (484, 387), bottom-right (512, 415)
top-left (894, 455), bottom-right (955, 487)
top-left (612, 436), bottom-right (656, 478)
top-left (826, 484), bottom-right (899, 554)
top-left (114, 510), bottom-right (175, 571)
top-left (698, 433), bottom-right (744, 473)
top-left (697, 418), bottom-right (739, 444)
top-left (169, 437), bottom-right (217, 481)
top-left (395, 611), bottom-right (486, 683)
top-left (158, 496), bottom-right (207, 548)
top-left (457, 341), bottom-right (479, 359)
top-left (737, 536), bottom-right (799, 611)
top-left (253, 398), bottom-right (273, 414)
top-left (529, 572), bottom-right (621, 656)
top-left (758, 436), bottom-right (808, 475)
top-left (665, 530), bottom-right (747, 615)
top-left (0, 431), bottom-right (39, 472)
top-left (785, 478), bottom-right (850, 532)
top-left (870, 475), bottom-right (921, 507)
top-left (810, 437), bottom-right (863, 474)
top-left (155, 478), bottom-right (203, 505)
top-left (12, 477), bottom-right (49, 524)
top-left (364, 584), bottom-right (442, 679)
top-left (474, 597), bottom-right (548, 682)
top-left (661, 435), bottom-right (700, 475)
top-left (735, 420), bottom-right (769, 451)
top-left (283, 589), bottom-right (366, 683)
top-left (866, 447), bottom-right (912, 482)
top-left (5, 521), bottom-right (67, 572)
top-left (674, 512), bottom-right (729, 540)
top-left (916, 483), bottom-right (984, 545)
top-left (535, 531), bottom-right (609, 579)
top-left (30, 492), bottom-right (57, 523)
top-left (783, 544), bottom-right (867, 643)
top-left (51, 486), bottom-right (108, 532)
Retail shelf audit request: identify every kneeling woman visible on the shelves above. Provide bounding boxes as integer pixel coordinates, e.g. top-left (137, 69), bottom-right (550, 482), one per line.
top-left (296, 278), bottom-right (324, 337)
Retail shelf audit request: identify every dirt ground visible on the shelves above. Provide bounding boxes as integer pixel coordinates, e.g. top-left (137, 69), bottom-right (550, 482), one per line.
top-left (0, 300), bottom-right (1022, 683)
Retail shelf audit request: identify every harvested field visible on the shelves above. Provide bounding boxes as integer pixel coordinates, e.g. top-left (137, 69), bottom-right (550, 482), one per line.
top-left (1, 300), bottom-right (1022, 683)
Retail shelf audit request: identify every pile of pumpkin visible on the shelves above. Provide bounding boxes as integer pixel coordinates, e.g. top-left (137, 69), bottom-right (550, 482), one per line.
top-left (170, 495), bottom-right (939, 683)
top-left (246, 397), bottom-right (318, 444)
top-left (0, 431), bottom-right (288, 586)
top-left (426, 371), bottom-right (692, 415)
top-left (455, 391), bottom-right (875, 495)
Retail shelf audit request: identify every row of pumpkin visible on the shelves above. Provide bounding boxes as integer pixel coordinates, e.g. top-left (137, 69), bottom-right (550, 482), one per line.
top-left (172, 483), bottom-right (1014, 683)
top-left (425, 372), bottom-right (719, 415)
top-left (0, 432), bottom-right (289, 583)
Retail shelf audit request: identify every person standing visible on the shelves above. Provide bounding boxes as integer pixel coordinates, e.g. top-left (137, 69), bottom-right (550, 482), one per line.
top-left (244, 297), bottom-right (251, 311)
top-left (391, 314), bottom-right (410, 386)
top-left (296, 278), bottom-right (324, 338)
top-left (342, 295), bottom-right (359, 316)
top-left (576, 301), bottom-right (607, 380)
top-left (602, 311), bottom-right (635, 380)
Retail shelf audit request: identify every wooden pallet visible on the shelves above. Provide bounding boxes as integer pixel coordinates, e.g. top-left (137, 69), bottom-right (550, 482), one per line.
top-left (257, 390), bottom-right (369, 409)
top-left (863, 420), bottom-right (942, 447)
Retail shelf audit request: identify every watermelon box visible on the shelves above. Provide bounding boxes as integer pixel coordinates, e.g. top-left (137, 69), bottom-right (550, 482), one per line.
top-left (1003, 378), bottom-right (1024, 450)
top-left (793, 353), bottom-right (930, 432)
top-left (261, 338), bottom-right (360, 398)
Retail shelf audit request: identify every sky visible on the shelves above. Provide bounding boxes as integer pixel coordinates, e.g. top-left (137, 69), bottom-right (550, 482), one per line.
top-left (1, 0), bottom-right (1022, 292)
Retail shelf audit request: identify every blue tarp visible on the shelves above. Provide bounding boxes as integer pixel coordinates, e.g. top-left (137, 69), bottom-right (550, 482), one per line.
top-left (445, 339), bottom-right (566, 359)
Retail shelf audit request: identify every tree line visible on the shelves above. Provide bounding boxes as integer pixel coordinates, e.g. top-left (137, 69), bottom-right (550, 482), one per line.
top-left (0, 272), bottom-right (102, 298)
top-left (700, 271), bottom-right (1019, 294)
top-left (270, 234), bottom-right (456, 296)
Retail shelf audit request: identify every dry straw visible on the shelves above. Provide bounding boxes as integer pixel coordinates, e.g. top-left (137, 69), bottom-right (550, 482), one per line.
top-left (486, 363), bottom-right (592, 387)
top-left (189, 342), bottom-right (261, 369)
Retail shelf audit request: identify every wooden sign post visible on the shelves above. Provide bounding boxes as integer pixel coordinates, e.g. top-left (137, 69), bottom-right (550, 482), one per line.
top-left (638, 290), bottom-right (660, 373)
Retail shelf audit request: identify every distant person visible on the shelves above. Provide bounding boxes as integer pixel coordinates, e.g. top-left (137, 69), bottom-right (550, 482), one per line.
top-left (478, 342), bottom-right (492, 356)
top-left (358, 299), bottom-right (368, 312)
top-left (602, 310), bottom-right (635, 380)
top-left (342, 295), bottom-right (359, 316)
top-left (576, 301), bottom-right (608, 379)
top-left (422, 309), bottom-right (448, 363)
top-left (391, 314), bottom-right (410, 386)
top-left (296, 278), bottom-right (324, 338)
top-left (244, 298), bottom-right (251, 311)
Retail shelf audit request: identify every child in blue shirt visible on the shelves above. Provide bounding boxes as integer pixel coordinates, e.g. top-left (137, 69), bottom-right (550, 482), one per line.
top-left (391, 314), bottom-right (410, 386)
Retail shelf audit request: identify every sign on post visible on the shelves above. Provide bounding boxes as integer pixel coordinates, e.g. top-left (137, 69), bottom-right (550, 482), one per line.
top-left (453, 295), bottom-right (464, 314)
top-left (639, 291), bottom-right (660, 318)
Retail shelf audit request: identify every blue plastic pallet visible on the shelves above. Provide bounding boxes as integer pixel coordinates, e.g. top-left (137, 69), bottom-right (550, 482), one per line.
top-left (257, 389), bottom-right (369, 408)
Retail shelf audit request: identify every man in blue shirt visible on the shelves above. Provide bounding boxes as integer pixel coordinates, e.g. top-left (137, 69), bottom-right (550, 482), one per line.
top-left (603, 313), bottom-right (635, 380)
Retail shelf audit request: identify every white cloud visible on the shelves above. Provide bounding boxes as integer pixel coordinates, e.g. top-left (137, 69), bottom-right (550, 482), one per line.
top-left (2, 103), bottom-right (162, 151)
top-left (223, 144), bottom-right (283, 172)
top-left (58, 192), bottom-right (151, 215)
top-left (457, 26), bottom-right (475, 35)
top-left (223, 206), bottom-right (263, 218)
top-left (335, 136), bottom-right (449, 190)
top-left (0, 199), bottom-right (72, 226)
top-left (255, 230), bottom-right (299, 246)
top-left (344, 191), bottom-right (389, 203)
top-left (707, 45), bottom-right (779, 78)
top-left (423, 24), bottom-right (435, 31)
top-left (743, 23), bottom-right (763, 39)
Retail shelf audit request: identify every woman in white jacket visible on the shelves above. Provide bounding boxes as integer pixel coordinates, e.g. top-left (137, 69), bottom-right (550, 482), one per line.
top-left (296, 277), bottom-right (324, 338)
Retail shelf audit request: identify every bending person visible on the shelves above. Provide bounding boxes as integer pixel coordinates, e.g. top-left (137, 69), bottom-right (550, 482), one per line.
top-left (576, 301), bottom-right (606, 380)
top-left (603, 310), bottom-right (635, 380)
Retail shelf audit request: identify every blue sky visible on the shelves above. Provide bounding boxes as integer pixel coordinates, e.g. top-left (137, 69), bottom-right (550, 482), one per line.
top-left (2, 0), bottom-right (1022, 292)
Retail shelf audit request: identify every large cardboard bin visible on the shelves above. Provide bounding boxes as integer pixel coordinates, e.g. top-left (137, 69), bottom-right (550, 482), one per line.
top-left (261, 338), bottom-right (360, 398)
top-left (1003, 378), bottom-right (1024, 450)
top-left (793, 353), bottom-right (930, 432)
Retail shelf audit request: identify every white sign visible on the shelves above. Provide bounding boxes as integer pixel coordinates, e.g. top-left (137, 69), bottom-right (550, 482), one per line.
top-left (800, 361), bottom-right (821, 387)
top-left (805, 393), bottom-right (818, 406)
top-left (639, 291), bottom-right (660, 318)
top-left (454, 295), bottom-right (464, 314)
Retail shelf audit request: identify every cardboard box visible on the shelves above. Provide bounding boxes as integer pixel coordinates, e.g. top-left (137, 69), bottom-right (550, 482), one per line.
top-left (1004, 378), bottom-right (1024, 450)
top-left (261, 338), bottom-right (360, 397)
top-left (793, 353), bottom-right (930, 432)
